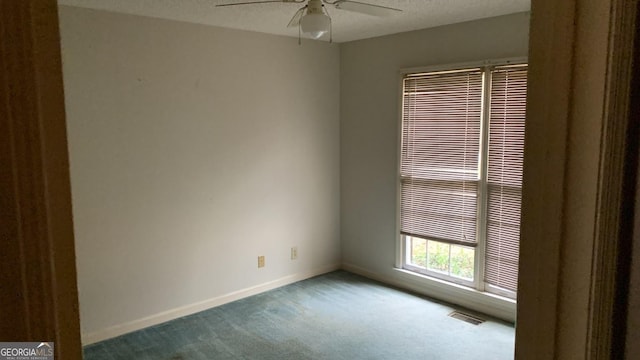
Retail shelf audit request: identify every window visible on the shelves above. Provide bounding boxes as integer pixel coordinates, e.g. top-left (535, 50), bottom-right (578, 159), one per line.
top-left (400, 63), bottom-right (527, 299)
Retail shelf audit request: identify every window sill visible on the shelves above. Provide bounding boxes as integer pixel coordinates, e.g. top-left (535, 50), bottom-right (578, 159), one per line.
top-left (342, 262), bottom-right (516, 323)
top-left (392, 267), bottom-right (516, 322)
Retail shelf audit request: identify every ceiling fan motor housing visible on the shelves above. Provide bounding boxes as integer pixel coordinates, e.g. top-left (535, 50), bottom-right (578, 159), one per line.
top-left (307, 0), bottom-right (324, 14)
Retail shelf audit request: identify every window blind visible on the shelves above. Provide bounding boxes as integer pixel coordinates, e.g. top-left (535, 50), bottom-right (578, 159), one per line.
top-left (485, 65), bottom-right (528, 292)
top-left (400, 69), bottom-right (483, 246)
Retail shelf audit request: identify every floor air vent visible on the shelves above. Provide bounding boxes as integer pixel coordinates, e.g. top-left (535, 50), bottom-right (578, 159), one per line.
top-left (448, 311), bottom-right (486, 325)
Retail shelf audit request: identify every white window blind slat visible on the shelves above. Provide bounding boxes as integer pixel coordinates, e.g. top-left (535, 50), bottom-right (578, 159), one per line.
top-left (485, 66), bottom-right (528, 293)
top-left (400, 64), bottom-right (527, 297)
top-left (400, 69), bottom-right (483, 246)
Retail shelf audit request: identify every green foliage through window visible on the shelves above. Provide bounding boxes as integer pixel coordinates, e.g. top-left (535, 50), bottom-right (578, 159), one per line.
top-left (408, 236), bottom-right (474, 281)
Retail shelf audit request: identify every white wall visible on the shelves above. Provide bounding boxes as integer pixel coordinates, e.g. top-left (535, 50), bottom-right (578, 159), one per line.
top-left (340, 13), bottom-right (530, 320)
top-left (59, 6), bottom-right (341, 342)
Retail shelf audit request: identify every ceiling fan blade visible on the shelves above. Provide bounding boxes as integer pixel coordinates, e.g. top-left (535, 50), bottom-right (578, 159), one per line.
top-left (216, 0), bottom-right (288, 7)
top-left (333, 0), bottom-right (402, 17)
top-left (287, 7), bottom-right (306, 28)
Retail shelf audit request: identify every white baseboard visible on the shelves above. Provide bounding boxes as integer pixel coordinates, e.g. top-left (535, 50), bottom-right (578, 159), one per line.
top-left (82, 263), bottom-right (341, 345)
top-left (83, 262), bottom-right (514, 345)
top-left (341, 262), bottom-right (516, 323)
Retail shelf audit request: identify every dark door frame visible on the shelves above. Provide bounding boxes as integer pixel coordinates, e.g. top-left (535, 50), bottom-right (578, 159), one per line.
top-left (517, 0), bottom-right (639, 358)
top-left (0, 1), bottom-right (82, 358)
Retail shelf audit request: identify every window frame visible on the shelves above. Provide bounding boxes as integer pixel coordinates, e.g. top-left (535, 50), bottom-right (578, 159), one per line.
top-left (403, 236), bottom-right (477, 288)
top-left (396, 57), bottom-right (527, 300)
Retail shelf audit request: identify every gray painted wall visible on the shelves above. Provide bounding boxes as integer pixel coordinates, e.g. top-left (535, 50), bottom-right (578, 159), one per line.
top-left (59, 6), bottom-right (341, 338)
top-left (59, 6), bottom-right (530, 340)
top-left (340, 12), bottom-right (530, 298)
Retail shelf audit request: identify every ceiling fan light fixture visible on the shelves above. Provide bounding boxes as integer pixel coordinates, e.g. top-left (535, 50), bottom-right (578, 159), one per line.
top-left (301, 12), bottom-right (330, 39)
top-left (299, 0), bottom-right (330, 40)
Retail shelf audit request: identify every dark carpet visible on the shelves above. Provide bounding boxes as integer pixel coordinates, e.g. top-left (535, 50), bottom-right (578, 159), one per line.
top-left (83, 271), bottom-right (515, 359)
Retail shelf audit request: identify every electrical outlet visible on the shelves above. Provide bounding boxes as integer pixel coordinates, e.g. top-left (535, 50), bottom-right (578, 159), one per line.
top-left (291, 247), bottom-right (298, 260)
top-left (258, 256), bottom-right (265, 268)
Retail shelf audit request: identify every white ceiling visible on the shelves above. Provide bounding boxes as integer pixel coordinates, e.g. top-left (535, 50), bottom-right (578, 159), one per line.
top-left (58, 0), bottom-right (530, 43)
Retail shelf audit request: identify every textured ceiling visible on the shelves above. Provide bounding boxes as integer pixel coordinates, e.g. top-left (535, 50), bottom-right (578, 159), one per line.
top-left (57, 0), bottom-right (530, 43)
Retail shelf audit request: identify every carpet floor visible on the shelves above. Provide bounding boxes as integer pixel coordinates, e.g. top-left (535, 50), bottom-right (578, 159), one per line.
top-left (83, 271), bottom-right (515, 359)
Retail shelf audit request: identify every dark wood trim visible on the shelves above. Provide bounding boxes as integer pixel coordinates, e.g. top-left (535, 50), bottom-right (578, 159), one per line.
top-left (515, 0), bottom-right (576, 357)
top-left (626, 5), bottom-right (640, 358)
top-left (518, 0), bottom-right (640, 358)
top-left (587, 0), bottom-right (639, 357)
top-left (625, 11), bottom-right (640, 354)
top-left (0, 1), bottom-right (82, 358)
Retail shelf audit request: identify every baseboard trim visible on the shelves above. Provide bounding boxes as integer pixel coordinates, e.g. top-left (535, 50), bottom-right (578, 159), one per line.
top-left (341, 263), bottom-right (516, 323)
top-left (81, 263), bottom-right (341, 345)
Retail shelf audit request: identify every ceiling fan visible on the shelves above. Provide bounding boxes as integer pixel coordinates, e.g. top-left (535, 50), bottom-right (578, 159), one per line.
top-left (217, 0), bottom-right (402, 42)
